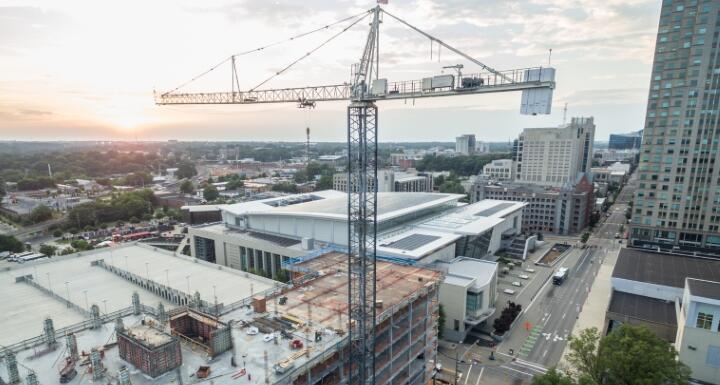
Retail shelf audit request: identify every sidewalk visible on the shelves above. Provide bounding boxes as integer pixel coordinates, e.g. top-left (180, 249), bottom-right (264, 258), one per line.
top-left (557, 241), bottom-right (620, 368)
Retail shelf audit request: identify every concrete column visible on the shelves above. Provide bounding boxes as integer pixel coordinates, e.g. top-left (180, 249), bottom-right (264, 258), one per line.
top-left (5, 351), bottom-right (19, 384)
top-left (132, 292), bottom-right (141, 315)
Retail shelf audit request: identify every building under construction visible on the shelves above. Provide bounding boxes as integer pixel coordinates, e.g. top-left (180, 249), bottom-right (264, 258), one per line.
top-left (0, 243), bottom-right (442, 385)
top-left (169, 308), bottom-right (232, 358)
top-left (117, 323), bottom-right (182, 378)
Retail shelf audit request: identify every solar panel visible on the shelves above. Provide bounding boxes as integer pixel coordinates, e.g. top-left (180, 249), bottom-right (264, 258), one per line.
top-left (382, 234), bottom-right (441, 251)
top-left (474, 202), bottom-right (515, 217)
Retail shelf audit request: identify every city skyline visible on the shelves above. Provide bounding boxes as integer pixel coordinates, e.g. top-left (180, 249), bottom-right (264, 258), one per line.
top-left (1, 0), bottom-right (660, 141)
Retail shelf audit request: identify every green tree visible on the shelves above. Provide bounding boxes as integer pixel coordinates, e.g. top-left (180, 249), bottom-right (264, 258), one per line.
top-left (0, 178), bottom-right (5, 200)
top-left (60, 247), bottom-right (76, 255)
top-left (39, 244), bottom-right (57, 256)
top-left (52, 229), bottom-right (63, 238)
top-left (203, 185), bottom-right (219, 201)
top-left (70, 239), bottom-right (93, 251)
top-left (581, 232), bottom-right (590, 244)
top-left (565, 326), bottom-right (691, 385)
top-left (175, 162), bottom-right (197, 179)
top-left (180, 180), bottom-right (195, 194)
top-left (316, 174), bottom-right (333, 190)
top-left (0, 235), bottom-right (24, 253)
top-left (272, 182), bottom-right (299, 193)
top-left (28, 205), bottom-right (53, 223)
top-left (438, 304), bottom-right (446, 339)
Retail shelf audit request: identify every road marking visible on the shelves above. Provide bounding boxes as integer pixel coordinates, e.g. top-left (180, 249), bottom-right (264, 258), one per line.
top-left (542, 348), bottom-right (549, 358)
top-left (561, 312), bottom-right (566, 320)
top-left (475, 367), bottom-right (484, 385)
top-left (464, 363), bottom-right (473, 385)
top-left (500, 365), bottom-right (535, 377)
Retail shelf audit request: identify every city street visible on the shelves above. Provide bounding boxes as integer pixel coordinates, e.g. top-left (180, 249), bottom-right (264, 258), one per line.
top-left (435, 175), bottom-right (637, 384)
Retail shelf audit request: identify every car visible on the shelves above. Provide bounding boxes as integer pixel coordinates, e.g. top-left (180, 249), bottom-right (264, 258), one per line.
top-left (519, 274), bottom-right (530, 279)
top-left (524, 268), bottom-right (536, 273)
top-left (503, 289), bottom-right (516, 295)
top-left (511, 281), bottom-right (522, 287)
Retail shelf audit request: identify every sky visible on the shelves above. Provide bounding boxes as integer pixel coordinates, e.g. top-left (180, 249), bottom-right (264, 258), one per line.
top-left (0, 0), bottom-right (660, 143)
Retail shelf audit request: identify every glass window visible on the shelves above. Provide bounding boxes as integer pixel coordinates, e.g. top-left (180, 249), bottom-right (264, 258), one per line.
top-left (697, 312), bottom-right (713, 329)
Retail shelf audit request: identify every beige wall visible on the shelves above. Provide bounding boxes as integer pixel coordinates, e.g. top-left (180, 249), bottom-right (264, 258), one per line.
top-left (677, 326), bottom-right (720, 384)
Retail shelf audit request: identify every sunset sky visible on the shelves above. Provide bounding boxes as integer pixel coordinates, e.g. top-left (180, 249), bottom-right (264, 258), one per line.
top-left (0, 0), bottom-right (659, 142)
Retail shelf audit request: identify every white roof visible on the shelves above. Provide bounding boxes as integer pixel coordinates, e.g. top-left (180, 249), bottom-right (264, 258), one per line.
top-left (444, 258), bottom-right (498, 290)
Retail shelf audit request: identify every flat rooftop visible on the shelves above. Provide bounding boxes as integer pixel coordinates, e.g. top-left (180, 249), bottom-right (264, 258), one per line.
top-left (222, 190), bottom-right (463, 222)
top-left (608, 291), bottom-right (677, 326)
top-left (687, 278), bottom-right (720, 300)
top-left (612, 248), bottom-right (720, 288)
top-left (0, 243), bottom-right (273, 347)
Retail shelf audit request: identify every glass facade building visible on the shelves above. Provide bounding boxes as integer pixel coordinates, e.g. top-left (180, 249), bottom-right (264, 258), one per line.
top-left (630, 0), bottom-right (720, 252)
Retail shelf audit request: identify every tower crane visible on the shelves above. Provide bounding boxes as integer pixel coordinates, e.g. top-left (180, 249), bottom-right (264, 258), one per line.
top-left (156, 5), bottom-right (555, 385)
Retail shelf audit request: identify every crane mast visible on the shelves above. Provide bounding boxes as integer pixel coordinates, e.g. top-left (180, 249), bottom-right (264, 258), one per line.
top-left (156, 6), bottom-right (555, 385)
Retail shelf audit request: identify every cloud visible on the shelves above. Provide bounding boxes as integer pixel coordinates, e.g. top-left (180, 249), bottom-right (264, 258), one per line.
top-left (18, 108), bottom-right (53, 116)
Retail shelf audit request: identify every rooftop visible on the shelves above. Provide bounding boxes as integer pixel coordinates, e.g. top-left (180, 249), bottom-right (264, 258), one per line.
top-left (608, 291), bottom-right (677, 326)
top-left (222, 190), bottom-right (464, 223)
top-left (612, 248), bottom-right (720, 288)
top-left (0, 244), bottom-right (274, 347)
top-left (686, 278), bottom-right (720, 301)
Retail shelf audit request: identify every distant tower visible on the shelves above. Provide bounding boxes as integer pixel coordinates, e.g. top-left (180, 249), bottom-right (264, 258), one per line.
top-left (562, 102), bottom-right (568, 125)
top-left (305, 127), bottom-right (311, 163)
top-left (48, 163), bottom-right (53, 179)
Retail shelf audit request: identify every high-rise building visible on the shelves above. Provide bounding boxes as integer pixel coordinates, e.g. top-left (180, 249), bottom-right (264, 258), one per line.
top-left (455, 134), bottom-right (476, 155)
top-left (609, 130), bottom-right (643, 150)
top-left (630, 0), bottom-right (720, 252)
top-left (513, 117), bottom-right (595, 187)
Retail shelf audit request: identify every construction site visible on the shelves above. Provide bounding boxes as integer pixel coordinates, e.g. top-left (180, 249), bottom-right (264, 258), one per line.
top-left (0, 243), bottom-right (441, 385)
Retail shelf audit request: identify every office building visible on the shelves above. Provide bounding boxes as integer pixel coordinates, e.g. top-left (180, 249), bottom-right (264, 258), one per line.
top-left (187, 191), bottom-right (525, 279)
top-left (472, 174), bottom-right (595, 235)
top-left (630, 1), bottom-right (720, 252)
top-left (437, 258), bottom-right (498, 341)
top-left (456, 134), bottom-right (476, 155)
top-left (482, 159), bottom-right (515, 181)
top-left (606, 248), bottom-right (720, 384)
top-left (333, 170), bottom-right (433, 193)
top-left (608, 130), bottom-right (643, 150)
top-left (514, 117), bottom-right (595, 187)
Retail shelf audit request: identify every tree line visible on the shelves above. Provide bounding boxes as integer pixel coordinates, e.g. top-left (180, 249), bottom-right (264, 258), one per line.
top-left (415, 153), bottom-right (511, 176)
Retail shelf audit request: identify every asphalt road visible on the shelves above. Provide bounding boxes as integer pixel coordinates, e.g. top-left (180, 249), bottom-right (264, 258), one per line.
top-left (522, 246), bottom-right (601, 365)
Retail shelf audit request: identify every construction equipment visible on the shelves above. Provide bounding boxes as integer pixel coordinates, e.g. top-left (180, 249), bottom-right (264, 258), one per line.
top-left (156, 5), bottom-right (555, 385)
top-left (195, 365), bottom-right (211, 379)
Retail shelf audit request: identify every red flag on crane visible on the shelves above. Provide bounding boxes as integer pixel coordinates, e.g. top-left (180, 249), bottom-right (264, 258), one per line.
top-left (377, 0), bottom-right (388, 4)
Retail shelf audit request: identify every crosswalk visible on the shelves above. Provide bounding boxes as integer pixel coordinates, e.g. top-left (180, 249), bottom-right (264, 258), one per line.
top-left (517, 325), bottom-right (542, 358)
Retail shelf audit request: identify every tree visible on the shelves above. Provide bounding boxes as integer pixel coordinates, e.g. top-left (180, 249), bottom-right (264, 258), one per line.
top-left (316, 174), bottom-right (333, 190)
top-left (52, 229), bottom-right (63, 238)
top-left (565, 326), bottom-right (691, 385)
top-left (39, 244), bottom-right (57, 256)
top-left (70, 239), bottom-right (93, 251)
top-left (272, 182), bottom-right (299, 193)
top-left (203, 185), bottom-right (219, 201)
top-left (536, 232), bottom-right (544, 241)
top-left (0, 235), bottom-right (24, 253)
top-left (438, 304), bottom-right (446, 339)
top-left (581, 232), bottom-right (590, 244)
top-left (0, 178), bottom-right (5, 200)
top-left (180, 180), bottom-right (195, 194)
top-left (28, 205), bottom-right (53, 223)
top-left (175, 162), bottom-right (197, 179)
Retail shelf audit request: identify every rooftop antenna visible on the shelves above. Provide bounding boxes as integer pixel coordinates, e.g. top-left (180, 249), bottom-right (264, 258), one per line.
top-left (548, 48), bottom-right (552, 66)
top-left (562, 102), bottom-right (568, 125)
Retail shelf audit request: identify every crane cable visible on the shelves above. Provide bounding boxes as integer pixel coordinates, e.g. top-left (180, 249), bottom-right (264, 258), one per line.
top-left (248, 11), bottom-right (372, 92)
top-left (162, 9), bottom-right (373, 96)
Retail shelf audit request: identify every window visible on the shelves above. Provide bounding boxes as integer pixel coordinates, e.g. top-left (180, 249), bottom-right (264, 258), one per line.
top-left (697, 312), bottom-right (713, 329)
top-left (453, 320), bottom-right (460, 331)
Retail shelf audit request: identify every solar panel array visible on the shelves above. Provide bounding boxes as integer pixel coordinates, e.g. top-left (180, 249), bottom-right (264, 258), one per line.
top-left (248, 231), bottom-right (301, 247)
top-left (474, 202), bottom-right (515, 217)
top-left (382, 234), bottom-right (441, 251)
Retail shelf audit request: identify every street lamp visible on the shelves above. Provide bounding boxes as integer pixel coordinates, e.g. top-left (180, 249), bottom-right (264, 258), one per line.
top-left (145, 262), bottom-right (150, 281)
top-left (165, 269), bottom-right (170, 287)
top-left (46, 272), bottom-right (52, 292)
top-left (83, 290), bottom-right (89, 310)
top-left (102, 299), bottom-right (108, 314)
top-left (64, 281), bottom-right (70, 302)
top-left (185, 275), bottom-right (190, 293)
